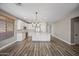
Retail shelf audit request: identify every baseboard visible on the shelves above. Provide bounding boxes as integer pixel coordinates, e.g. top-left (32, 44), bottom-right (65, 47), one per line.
top-left (70, 43), bottom-right (76, 45)
top-left (53, 35), bottom-right (73, 45)
top-left (0, 41), bottom-right (16, 50)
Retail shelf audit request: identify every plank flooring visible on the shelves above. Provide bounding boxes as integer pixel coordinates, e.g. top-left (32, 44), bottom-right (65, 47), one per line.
top-left (0, 37), bottom-right (79, 56)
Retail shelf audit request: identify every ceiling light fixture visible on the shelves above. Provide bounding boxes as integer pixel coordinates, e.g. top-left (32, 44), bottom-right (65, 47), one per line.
top-left (16, 3), bottom-right (22, 6)
top-left (32, 11), bottom-right (40, 31)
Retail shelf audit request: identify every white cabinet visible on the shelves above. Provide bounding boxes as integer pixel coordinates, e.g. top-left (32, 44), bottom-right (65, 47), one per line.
top-left (32, 32), bottom-right (50, 41)
top-left (16, 31), bottom-right (26, 41)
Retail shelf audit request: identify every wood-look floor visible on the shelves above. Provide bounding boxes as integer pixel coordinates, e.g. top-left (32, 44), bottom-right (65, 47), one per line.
top-left (0, 37), bottom-right (79, 56)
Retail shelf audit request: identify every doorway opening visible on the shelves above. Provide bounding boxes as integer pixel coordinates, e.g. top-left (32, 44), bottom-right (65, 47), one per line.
top-left (71, 16), bottom-right (79, 44)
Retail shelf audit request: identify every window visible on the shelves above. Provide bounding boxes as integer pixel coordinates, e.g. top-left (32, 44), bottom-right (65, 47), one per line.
top-left (0, 15), bottom-right (14, 41)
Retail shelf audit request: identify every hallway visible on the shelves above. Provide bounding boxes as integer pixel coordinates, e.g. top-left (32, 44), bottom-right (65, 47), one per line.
top-left (0, 37), bottom-right (79, 56)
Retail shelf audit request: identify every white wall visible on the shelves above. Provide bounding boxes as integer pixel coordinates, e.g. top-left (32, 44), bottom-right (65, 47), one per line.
top-left (0, 37), bottom-right (15, 49)
top-left (53, 19), bottom-right (71, 44)
top-left (52, 7), bottom-right (79, 44)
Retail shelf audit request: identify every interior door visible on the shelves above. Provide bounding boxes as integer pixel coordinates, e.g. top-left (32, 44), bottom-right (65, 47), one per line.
top-left (74, 21), bottom-right (79, 44)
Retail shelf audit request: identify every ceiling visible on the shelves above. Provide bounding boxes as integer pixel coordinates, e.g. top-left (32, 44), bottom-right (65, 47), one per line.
top-left (0, 3), bottom-right (79, 23)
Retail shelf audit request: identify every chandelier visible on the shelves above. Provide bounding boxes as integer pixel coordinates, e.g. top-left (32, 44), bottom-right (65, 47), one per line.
top-left (32, 11), bottom-right (40, 32)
